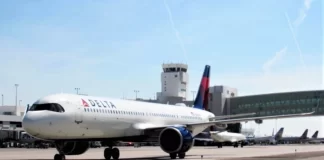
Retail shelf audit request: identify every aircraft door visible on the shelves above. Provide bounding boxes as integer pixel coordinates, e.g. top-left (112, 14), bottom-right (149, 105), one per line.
top-left (75, 107), bottom-right (83, 124)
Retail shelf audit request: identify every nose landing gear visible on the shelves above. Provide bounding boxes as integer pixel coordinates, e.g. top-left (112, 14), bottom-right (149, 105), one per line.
top-left (104, 147), bottom-right (120, 160)
top-left (54, 154), bottom-right (65, 160)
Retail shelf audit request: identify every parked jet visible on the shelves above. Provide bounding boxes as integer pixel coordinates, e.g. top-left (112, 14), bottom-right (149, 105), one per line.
top-left (278, 129), bottom-right (308, 144)
top-left (303, 131), bottom-right (324, 144)
top-left (209, 131), bottom-right (246, 148)
top-left (248, 128), bottom-right (284, 145)
top-left (22, 65), bottom-right (314, 160)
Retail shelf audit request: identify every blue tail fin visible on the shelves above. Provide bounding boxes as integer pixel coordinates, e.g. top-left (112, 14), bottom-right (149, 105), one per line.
top-left (193, 65), bottom-right (210, 110)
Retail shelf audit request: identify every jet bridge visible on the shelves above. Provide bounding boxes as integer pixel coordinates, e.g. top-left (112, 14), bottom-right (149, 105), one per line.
top-left (226, 90), bottom-right (324, 116)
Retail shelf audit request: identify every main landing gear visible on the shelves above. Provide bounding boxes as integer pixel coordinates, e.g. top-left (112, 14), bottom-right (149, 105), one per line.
top-left (54, 154), bottom-right (65, 160)
top-left (169, 152), bottom-right (186, 159)
top-left (104, 147), bottom-right (120, 160)
top-left (233, 142), bottom-right (244, 148)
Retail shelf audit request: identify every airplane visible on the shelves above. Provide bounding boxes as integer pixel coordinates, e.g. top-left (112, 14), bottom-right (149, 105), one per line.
top-left (302, 131), bottom-right (324, 144)
top-left (248, 128), bottom-right (284, 145)
top-left (22, 65), bottom-right (315, 160)
top-left (278, 129), bottom-right (308, 144)
top-left (209, 131), bottom-right (246, 148)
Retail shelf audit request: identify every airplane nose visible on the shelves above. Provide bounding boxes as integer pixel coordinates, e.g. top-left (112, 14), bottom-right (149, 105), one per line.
top-left (22, 112), bottom-right (45, 135)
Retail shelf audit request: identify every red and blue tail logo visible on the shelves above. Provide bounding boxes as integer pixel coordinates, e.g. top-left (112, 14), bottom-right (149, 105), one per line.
top-left (193, 65), bottom-right (210, 110)
top-left (81, 99), bottom-right (89, 107)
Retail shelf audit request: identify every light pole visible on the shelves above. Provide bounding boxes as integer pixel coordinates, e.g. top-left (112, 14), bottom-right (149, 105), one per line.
top-left (191, 91), bottom-right (196, 100)
top-left (275, 119), bottom-right (277, 133)
top-left (15, 84), bottom-right (19, 115)
top-left (134, 90), bottom-right (139, 100)
top-left (19, 100), bottom-right (22, 106)
top-left (75, 88), bottom-right (80, 94)
top-left (1, 94), bottom-right (3, 106)
top-left (15, 84), bottom-right (19, 107)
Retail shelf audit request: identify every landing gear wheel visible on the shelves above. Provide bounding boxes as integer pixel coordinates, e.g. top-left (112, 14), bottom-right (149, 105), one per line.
top-left (178, 152), bottom-right (186, 159)
top-left (170, 153), bottom-right (177, 159)
top-left (104, 148), bottom-right (112, 160)
top-left (54, 154), bottom-right (65, 160)
top-left (111, 148), bottom-right (120, 160)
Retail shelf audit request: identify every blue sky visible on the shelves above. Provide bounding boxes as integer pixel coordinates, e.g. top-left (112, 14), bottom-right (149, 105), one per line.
top-left (0, 0), bottom-right (322, 136)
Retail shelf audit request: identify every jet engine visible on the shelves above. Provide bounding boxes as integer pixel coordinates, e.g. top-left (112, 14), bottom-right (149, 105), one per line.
top-left (55, 141), bottom-right (90, 155)
top-left (214, 123), bottom-right (228, 130)
top-left (159, 127), bottom-right (194, 153)
top-left (255, 119), bottom-right (263, 124)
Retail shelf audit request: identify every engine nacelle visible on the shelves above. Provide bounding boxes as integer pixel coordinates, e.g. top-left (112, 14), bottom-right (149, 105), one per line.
top-left (159, 127), bottom-right (194, 154)
top-left (214, 124), bottom-right (228, 130)
top-left (255, 119), bottom-right (263, 124)
top-left (55, 141), bottom-right (90, 155)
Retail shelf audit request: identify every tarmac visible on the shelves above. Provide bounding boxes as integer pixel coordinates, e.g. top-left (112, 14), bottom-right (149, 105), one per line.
top-left (0, 144), bottom-right (324, 160)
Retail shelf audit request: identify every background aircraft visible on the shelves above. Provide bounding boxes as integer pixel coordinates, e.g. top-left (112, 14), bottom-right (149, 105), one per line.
top-left (209, 131), bottom-right (246, 148)
top-left (278, 129), bottom-right (308, 144)
top-left (248, 128), bottom-right (284, 145)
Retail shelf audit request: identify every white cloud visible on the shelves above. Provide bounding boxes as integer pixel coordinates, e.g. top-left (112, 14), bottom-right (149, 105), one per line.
top-left (163, 0), bottom-right (188, 63)
top-left (294, 0), bottom-right (314, 28)
top-left (262, 47), bottom-right (288, 73)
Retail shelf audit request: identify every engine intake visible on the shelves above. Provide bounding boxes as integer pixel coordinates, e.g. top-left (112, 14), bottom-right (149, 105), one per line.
top-left (255, 119), bottom-right (263, 124)
top-left (159, 127), bottom-right (194, 153)
top-left (214, 123), bottom-right (228, 130)
top-left (55, 141), bottom-right (90, 155)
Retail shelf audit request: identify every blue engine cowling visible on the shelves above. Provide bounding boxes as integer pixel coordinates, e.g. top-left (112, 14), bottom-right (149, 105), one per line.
top-left (158, 127), bottom-right (194, 153)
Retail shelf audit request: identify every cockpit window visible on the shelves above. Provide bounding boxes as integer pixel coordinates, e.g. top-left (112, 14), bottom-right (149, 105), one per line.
top-left (29, 103), bottom-right (65, 112)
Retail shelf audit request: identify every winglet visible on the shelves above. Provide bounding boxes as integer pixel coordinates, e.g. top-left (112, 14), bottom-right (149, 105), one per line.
top-left (193, 65), bottom-right (210, 110)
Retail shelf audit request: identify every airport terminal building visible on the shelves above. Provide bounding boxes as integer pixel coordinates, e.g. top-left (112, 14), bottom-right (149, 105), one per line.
top-left (0, 105), bottom-right (25, 146)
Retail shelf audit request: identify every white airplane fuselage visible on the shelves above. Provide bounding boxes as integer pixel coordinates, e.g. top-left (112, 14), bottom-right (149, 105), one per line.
top-left (210, 131), bottom-right (246, 143)
top-left (22, 93), bottom-right (215, 140)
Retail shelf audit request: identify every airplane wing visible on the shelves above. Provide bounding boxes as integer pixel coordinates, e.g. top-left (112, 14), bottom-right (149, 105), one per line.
top-left (193, 138), bottom-right (214, 142)
top-left (209, 113), bottom-right (256, 120)
top-left (141, 111), bottom-right (314, 137)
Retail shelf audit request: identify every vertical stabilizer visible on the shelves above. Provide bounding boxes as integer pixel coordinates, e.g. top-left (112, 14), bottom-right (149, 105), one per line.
top-left (301, 129), bottom-right (308, 139)
top-left (312, 131), bottom-right (319, 138)
top-left (193, 65), bottom-right (210, 110)
top-left (274, 127), bottom-right (284, 140)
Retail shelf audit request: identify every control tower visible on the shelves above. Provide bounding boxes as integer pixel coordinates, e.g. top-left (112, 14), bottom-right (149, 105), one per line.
top-left (159, 63), bottom-right (189, 101)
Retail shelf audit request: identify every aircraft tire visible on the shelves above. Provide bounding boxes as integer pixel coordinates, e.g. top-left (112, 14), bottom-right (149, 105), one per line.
top-left (104, 148), bottom-right (112, 160)
top-left (111, 148), bottom-right (120, 160)
top-left (170, 153), bottom-right (177, 159)
top-left (178, 152), bottom-right (186, 159)
top-left (54, 154), bottom-right (65, 160)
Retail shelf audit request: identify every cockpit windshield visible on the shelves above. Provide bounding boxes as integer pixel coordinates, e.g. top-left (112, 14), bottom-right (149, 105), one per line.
top-left (29, 103), bottom-right (65, 112)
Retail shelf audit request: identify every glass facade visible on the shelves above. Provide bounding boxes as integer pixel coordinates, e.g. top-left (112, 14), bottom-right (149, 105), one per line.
top-left (228, 90), bottom-right (324, 116)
